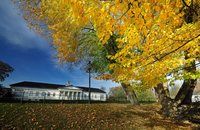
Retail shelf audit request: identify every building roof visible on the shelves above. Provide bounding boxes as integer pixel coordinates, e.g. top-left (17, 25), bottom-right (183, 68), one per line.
top-left (10, 81), bottom-right (106, 93)
top-left (76, 86), bottom-right (106, 93)
top-left (10, 81), bottom-right (63, 89)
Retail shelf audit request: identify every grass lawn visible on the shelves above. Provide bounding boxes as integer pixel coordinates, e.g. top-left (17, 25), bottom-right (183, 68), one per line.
top-left (0, 103), bottom-right (199, 129)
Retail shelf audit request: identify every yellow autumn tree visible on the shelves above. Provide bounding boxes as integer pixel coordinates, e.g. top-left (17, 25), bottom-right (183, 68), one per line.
top-left (13, 0), bottom-right (200, 118)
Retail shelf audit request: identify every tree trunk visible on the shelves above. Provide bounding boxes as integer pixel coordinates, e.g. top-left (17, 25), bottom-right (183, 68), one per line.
top-left (182, 81), bottom-right (196, 104)
top-left (155, 48), bottom-right (198, 118)
top-left (154, 83), bottom-right (174, 116)
top-left (121, 83), bottom-right (139, 105)
top-left (155, 79), bottom-right (197, 119)
top-left (175, 79), bottom-right (197, 105)
top-left (151, 2), bottom-right (199, 120)
top-left (175, 52), bottom-right (197, 105)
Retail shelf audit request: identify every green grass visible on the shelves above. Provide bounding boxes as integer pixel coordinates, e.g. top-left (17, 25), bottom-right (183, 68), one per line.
top-left (0, 103), bottom-right (199, 129)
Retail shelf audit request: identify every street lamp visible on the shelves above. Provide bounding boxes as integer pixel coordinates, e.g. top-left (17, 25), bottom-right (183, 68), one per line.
top-left (88, 61), bottom-right (91, 104)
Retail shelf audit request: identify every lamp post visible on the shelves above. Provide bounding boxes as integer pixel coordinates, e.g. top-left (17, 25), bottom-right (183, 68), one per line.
top-left (88, 61), bottom-right (91, 104)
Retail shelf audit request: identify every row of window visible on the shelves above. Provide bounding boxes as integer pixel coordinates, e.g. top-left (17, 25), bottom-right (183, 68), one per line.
top-left (29, 91), bottom-right (56, 97)
top-left (27, 91), bottom-right (104, 99)
top-left (14, 90), bottom-right (105, 99)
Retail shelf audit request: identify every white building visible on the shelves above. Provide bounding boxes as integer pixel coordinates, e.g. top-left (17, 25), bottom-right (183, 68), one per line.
top-left (10, 81), bottom-right (106, 101)
top-left (192, 95), bottom-right (200, 102)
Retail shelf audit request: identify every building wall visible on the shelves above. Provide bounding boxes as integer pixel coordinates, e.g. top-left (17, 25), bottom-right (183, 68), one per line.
top-left (59, 89), bottom-right (83, 100)
top-left (11, 87), bottom-right (107, 101)
top-left (192, 95), bottom-right (200, 102)
top-left (12, 87), bottom-right (60, 101)
top-left (82, 92), bottom-right (107, 101)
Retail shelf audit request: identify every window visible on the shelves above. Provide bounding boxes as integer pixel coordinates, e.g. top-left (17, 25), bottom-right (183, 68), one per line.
top-left (77, 92), bottom-right (81, 99)
top-left (36, 91), bottom-right (39, 96)
top-left (42, 92), bottom-right (46, 96)
top-left (95, 95), bottom-right (97, 98)
top-left (84, 94), bottom-right (87, 99)
top-left (53, 93), bottom-right (56, 96)
top-left (15, 88), bottom-right (23, 92)
top-left (47, 92), bottom-right (51, 96)
top-left (59, 91), bottom-right (64, 96)
top-left (29, 91), bottom-right (33, 96)
top-left (74, 92), bottom-right (77, 99)
top-left (65, 91), bottom-right (68, 96)
top-left (100, 95), bottom-right (104, 100)
top-left (69, 92), bottom-right (72, 99)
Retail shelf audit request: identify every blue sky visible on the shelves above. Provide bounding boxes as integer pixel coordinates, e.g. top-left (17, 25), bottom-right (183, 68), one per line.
top-left (0, 0), bottom-right (118, 92)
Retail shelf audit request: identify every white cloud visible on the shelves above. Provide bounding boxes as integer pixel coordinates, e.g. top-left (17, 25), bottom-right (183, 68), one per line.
top-left (0, 0), bottom-right (50, 50)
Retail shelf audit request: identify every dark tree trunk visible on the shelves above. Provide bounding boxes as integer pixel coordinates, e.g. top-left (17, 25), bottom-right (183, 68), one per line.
top-left (154, 83), bottom-right (174, 116)
top-left (155, 80), bottom-right (197, 118)
top-left (154, 83), bottom-right (171, 105)
top-left (175, 79), bottom-right (197, 105)
top-left (175, 51), bottom-right (197, 105)
top-left (154, 44), bottom-right (198, 118)
top-left (173, 0), bottom-right (198, 106)
top-left (104, 35), bottom-right (139, 105)
top-left (155, 84), bottom-right (186, 118)
top-left (121, 83), bottom-right (139, 105)
top-left (182, 83), bottom-right (196, 104)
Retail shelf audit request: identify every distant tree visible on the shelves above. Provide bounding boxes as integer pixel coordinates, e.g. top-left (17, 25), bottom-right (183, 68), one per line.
top-left (109, 86), bottom-right (140, 103)
top-left (0, 61), bottom-right (14, 81)
top-left (109, 86), bottom-right (157, 103)
top-left (0, 84), bottom-right (12, 98)
top-left (109, 86), bottom-right (126, 99)
top-left (135, 89), bottom-right (156, 102)
top-left (0, 84), bottom-right (4, 97)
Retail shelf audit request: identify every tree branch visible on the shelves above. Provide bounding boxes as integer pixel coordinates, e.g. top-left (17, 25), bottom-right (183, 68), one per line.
top-left (143, 34), bottom-right (200, 68)
top-left (118, 2), bottom-right (133, 20)
top-left (182, 0), bottom-right (198, 16)
top-left (83, 27), bottom-right (95, 32)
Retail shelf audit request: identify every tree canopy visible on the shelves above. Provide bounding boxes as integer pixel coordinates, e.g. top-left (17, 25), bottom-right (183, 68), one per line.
top-left (0, 61), bottom-right (14, 82)
top-left (13, 0), bottom-right (200, 88)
